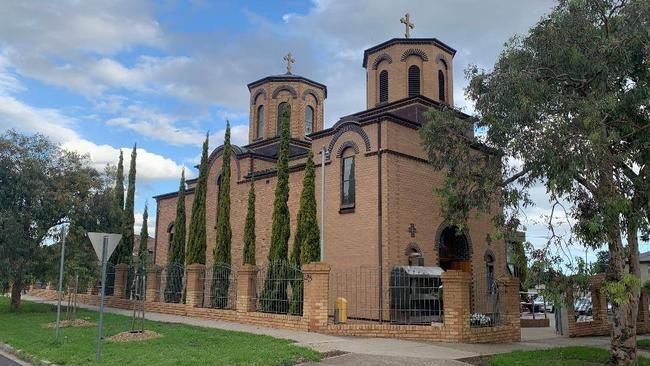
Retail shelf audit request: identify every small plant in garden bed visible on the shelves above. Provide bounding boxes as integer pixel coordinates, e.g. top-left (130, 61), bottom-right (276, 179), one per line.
top-left (470, 313), bottom-right (492, 327)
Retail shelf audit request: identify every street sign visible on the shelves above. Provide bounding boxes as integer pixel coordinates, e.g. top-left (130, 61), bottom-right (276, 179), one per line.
top-left (87, 232), bottom-right (121, 363)
top-left (87, 232), bottom-right (122, 260)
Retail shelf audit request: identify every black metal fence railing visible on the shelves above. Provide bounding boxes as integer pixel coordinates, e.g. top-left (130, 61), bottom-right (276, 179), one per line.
top-left (470, 275), bottom-right (501, 327)
top-left (202, 263), bottom-right (237, 310)
top-left (103, 263), bottom-right (116, 296)
top-left (257, 261), bottom-right (304, 315)
top-left (159, 263), bottom-right (185, 304)
top-left (328, 266), bottom-right (444, 325)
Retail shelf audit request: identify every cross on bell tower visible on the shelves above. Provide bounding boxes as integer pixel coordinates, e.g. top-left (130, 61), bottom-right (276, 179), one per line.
top-left (400, 13), bottom-right (414, 39)
top-left (283, 52), bottom-right (295, 74)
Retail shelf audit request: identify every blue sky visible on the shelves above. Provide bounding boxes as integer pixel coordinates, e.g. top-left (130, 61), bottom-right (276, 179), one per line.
top-left (1, 0), bottom-right (642, 266)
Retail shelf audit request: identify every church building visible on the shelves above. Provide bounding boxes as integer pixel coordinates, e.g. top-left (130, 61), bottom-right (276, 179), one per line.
top-left (153, 18), bottom-right (510, 304)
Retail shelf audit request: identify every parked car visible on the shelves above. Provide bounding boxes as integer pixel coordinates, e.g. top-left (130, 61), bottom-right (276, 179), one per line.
top-left (574, 296), bottom-right (592, 316)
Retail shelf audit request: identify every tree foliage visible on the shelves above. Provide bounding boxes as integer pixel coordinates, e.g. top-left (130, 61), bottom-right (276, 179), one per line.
top-left (108, 150), bottom-right (124, 264)
top-left (137, 203), bottom-right (149, 266)
top-left (165, 170), bottom-right (186, 303)
top-left (0, 131), bottom-right (101, 309)
top-left (186, 135), bottom-right (209, 265)
top-left (261, 103), bottom-right (291, 313)
top-left (242, 177), bottom-right (256, 266)
top-left (212, 122), bottom-right (233, 308)
top-left (113, 145), bottom-right (137, 265)
top-left (421, 1), bottom-right (649, 363)
top-left (288, 150), bottom-right (321, 314)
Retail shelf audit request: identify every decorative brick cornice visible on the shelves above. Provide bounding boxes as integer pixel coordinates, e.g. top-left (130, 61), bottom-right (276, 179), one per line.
top-left (371, 53), bottom-right (393, 70)
top-left (271, 84), bottom-right (298, 99)
top-left (327, 122), bottom-right (371, 156)
top-left (251, 88), bottom-right (267, 104)
top-left (301, 89), bottom-right (321, 105)
top-left (335, 140), bottom-right (359, 158)
top-left (400, 48), bottom-right (429, 62)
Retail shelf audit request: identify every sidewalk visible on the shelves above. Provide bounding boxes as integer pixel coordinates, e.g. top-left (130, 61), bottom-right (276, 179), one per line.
top-left (22, 296), bottom-right (633, 365)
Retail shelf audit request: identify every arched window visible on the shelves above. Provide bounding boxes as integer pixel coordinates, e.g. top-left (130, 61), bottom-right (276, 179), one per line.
top-left (256, 105), bottom-right (264, 139)
top-left (408, 65), bottom-right (420, 97)
top-left (406, 246), bottom-right (424, 266)
top-left (379, 70), bottom-right (388, 103)
top-left (485, 253), bottom-right (495, 293)
top-left (341, 154), bottom-right (355, 207)
top-left (167, 223), bottom-right (175, 247)
top-left (304, 105), bottom-right (314, 136)
top-left (438, 70), bottom-right (446, 102)
top-left (277, 102), bottom-right (290, 136)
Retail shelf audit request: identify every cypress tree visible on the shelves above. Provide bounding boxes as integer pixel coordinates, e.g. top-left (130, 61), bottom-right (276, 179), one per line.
top-left (113, 145), bottom-right (136, 265)
top-left (299, 151), bottom-right (320, 264)
top-left (289, 150), bottom-right (320, 314)
top-left (242, 176), bottom-right (256, 266)
top-left (165, 170), bottom-right (186, 303)
top-left (186, 134), bottom-right (209, 265)
top-left (108, 150), bottom-right (124, 265)
top-left (137, 203), bottom-right (149, 266)
top-left (260, 103), bottom-right (291, 313)
top-left (211, 122), bottom-right (232, 308)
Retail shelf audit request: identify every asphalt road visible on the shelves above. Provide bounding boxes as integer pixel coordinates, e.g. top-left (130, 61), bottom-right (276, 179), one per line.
top-left (0, 353), bottom-right (21, 366)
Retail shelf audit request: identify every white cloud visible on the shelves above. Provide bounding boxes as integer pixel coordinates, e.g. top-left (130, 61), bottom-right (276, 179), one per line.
top-left (134, 210), bottom-right (156, 237)
top-left (62, 139), bottom-right (190, 182)
top-left (0, 93), bottom-right (189, 182)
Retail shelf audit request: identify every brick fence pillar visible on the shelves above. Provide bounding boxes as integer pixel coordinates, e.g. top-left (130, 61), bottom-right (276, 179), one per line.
top-left (441, 270), bottom-right (471, 342)
top-left (236, 264), bottom-right (258, 312)
top-left (303, 262), bottom-right (331, 331)
top-left (499, 276), bottom-right (522, 341)
top-left (590, 274), bottom-right (607, 323)
top-left (114, 264), bottom-right (129, 299)
top-left (146, 267), bottom-right (161, 302)
top-left (186, 264), bottom-right (205, 308)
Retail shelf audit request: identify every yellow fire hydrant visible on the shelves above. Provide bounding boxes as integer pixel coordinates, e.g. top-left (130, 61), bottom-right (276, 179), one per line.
top-left (335, 297), bottom-right (348, 324)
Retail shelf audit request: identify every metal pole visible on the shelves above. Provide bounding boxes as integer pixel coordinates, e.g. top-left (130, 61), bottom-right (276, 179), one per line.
top-left (55, 224), bottom-right (68, 341)
top-left (96, 236), bottom-right (108, 363)
top-left (320, 146), bottom-right (326, 262)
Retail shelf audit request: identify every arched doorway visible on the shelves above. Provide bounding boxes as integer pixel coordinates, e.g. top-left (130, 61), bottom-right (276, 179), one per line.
top-left (438, 226), bottom-right (471, 272)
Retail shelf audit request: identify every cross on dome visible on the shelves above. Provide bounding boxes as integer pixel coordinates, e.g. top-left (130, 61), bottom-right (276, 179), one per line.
top-left (283, 52), bottom-right (295, 74)
top-left (400, 13), bottom-right (414, 38)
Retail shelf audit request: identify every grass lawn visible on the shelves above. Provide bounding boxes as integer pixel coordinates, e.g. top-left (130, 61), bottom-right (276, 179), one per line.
top-left (640, 339), bottom-right (650, 351)
top-left (478, 346), bottom-right (650, 366)
top-left (0, 297), bottom-right (320, 365)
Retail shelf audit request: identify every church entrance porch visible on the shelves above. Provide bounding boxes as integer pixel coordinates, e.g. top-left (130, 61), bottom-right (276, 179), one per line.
top-left (438, 226), bottom-right (471, 273)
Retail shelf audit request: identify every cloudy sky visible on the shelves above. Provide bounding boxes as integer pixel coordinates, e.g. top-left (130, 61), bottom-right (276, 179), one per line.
top-left (2, 0), bottom-right (637, 262)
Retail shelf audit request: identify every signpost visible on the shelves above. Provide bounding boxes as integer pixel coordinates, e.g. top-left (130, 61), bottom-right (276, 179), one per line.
top-left (54, 224), bottom-right (69, 342)
top-left (87, 232), bottom-right (122, 363)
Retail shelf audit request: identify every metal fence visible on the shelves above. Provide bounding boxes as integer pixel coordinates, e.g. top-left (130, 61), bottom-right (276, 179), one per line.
top-left (328, 266), bottom-right (444, 325)
top-left (159, 263), bottom-right (185, 304)
top-left (470, 274), bottom-right (501, 327)
top-left (202, 263), bottom-right (237, 310)
top-left (256, 261), bottom-right (304, 315)
top-left (102, 263), bottom-right (115, 296)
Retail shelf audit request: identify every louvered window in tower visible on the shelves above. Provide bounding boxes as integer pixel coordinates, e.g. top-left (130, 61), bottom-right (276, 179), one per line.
top-left (379, 70), bottom-right (388, 103)
top-left (438, 70), bottom-right (446, 103)
top-left (408, 65), bottom-right (420, 97)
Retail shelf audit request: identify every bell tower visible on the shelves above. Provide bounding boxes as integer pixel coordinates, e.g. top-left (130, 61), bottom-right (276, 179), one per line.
top-left (247, 53), bottom-right (327, 144)
top-left (362, 14), bottom-right (456, 108)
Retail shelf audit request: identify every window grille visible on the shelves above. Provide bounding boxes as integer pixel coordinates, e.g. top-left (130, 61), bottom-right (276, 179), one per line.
top-left (256, 105), bottom-right (264, 139)
top-left (438, 70), bottom-right (446, 102)
top-left (379, 70), bottom-right (388, 103)
top-left (408, 65), bottom-right (420, 97)
top-left (341, 156), bottom-right (355, 206)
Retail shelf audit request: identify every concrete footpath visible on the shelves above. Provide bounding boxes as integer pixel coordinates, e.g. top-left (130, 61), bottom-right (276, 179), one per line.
top-left (22, 296), bottom-right (634, 365)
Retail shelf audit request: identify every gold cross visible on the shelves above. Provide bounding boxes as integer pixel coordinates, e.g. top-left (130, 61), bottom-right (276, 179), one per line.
top-left (283, 52), bottom-right (295, 74)
top-left (400, 13), bottom-right (414, 38)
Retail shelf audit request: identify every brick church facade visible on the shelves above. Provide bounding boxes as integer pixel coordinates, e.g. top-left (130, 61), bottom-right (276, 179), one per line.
top-left (153, 35), bottom-right (510, 298)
